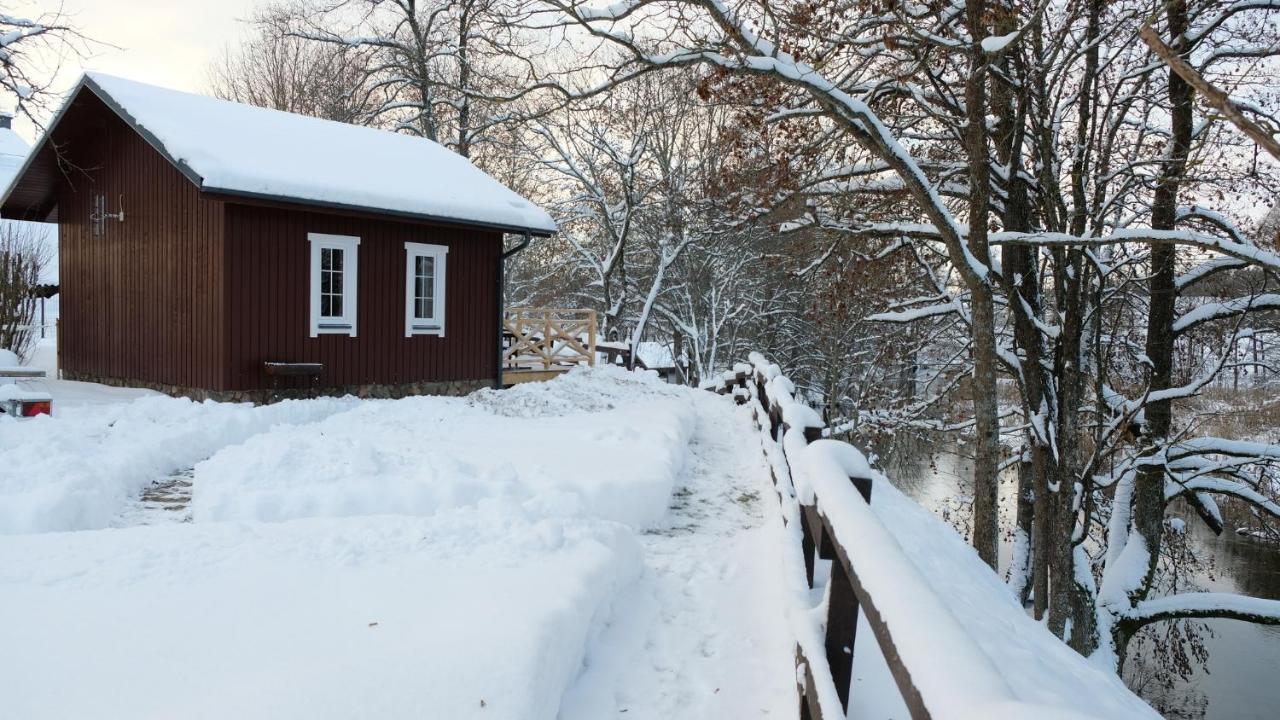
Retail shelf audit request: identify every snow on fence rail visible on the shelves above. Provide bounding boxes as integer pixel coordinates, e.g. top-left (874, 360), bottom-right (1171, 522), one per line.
top-left (704, 354), bottom-right (1154, 720)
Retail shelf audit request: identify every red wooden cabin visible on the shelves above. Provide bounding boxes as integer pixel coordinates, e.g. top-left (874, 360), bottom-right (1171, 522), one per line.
top-left (0, 73), bottom-right (555, 401)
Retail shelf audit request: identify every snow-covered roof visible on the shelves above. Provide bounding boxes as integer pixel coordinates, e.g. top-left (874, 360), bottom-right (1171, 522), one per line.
top-left (10, 72), bottom-right (555, 235)
top-left (0, 120), bottom-right (29, 191)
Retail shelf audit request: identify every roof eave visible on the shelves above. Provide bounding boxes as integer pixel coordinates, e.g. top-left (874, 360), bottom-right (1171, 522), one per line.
top-left (206, 186), bottom-right (556, 237)
top-left (1, 74), bottom-right (208, 220)
top-left (0, 77), bottom-right (92, 216)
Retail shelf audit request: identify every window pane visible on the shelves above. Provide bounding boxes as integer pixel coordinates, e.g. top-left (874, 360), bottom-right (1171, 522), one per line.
top-left (321, 248), bottom-right (332, 271)
top-left (321, 270), bottom-right (331, 294)
top-left (332, 294), bottom-right (343, 318)
top-left (321, 294), bottom-right (331, 317)
top-left (333, 270), bottom-right (343, 294)
top-left (332, 248), bottom-right (344, 272)
top-left (407, 250), bottom-right (441, 326)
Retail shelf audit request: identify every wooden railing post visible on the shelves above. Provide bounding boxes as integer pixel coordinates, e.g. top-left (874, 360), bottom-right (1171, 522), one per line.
top-left (800, 506), bottom-right (818, 587)
top-left (824, 474), bottom-right (873, 713)
top-left (587, 310), bottom-right (597, 367)
top-left (826, 542), bottom-right (858, 711)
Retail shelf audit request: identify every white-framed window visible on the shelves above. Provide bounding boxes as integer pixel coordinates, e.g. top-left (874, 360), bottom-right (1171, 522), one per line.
top-left (404, 242), bottom-right (448, 337)
top-left (308, 233), bottom-right (360, 337)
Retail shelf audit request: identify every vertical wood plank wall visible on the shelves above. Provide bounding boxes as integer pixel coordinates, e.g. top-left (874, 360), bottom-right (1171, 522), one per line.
top-left (224, 203), bottom-right (501, 390)
top-left (57, 93), bottom-right (226, 390)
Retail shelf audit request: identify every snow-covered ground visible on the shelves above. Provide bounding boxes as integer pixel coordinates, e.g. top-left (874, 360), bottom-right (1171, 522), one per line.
top-left (0, 364), bottom-right (795, 718)
top-left (2, 352), bottom-right (1155, 718)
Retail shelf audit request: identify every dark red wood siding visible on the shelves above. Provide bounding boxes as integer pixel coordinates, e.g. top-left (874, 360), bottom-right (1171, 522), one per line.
top-left (55, 92), bottom-right (227, 390)
top-left (224, 203), bottom-right (501, 390)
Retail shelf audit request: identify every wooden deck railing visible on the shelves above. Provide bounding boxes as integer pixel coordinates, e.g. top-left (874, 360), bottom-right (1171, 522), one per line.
top-left (704, 354), bottom-right (1109, 720)
top-left (502, 308), bottom-right (598, 371)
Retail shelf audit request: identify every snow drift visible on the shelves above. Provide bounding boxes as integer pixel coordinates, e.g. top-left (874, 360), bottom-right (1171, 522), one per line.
top-left (0, 395), bottom-right (359, 534)
top-left (192, 367), bottom-right (694, 529)
top-left (0, 512), bottom-right (640, 720)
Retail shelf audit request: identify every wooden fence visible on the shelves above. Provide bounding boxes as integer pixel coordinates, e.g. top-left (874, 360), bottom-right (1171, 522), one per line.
top-left (704, 354), bottom-right (1103, 720)
top-left (706, 362), bottom-right (886, 717)
top-left (501, 308), bottom-right (597, 374)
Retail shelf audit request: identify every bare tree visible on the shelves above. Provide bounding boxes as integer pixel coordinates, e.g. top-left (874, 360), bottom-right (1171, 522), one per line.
top-left (207, 5), bottom-right (381, 122)
top-left (0, 223), bottom-right (50, 361)
top-left (0, 4), bottom-right (94, 124)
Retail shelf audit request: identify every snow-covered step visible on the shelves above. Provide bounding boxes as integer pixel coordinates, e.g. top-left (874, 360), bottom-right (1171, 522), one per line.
top-left (121, 469), bottom-right (194, 525)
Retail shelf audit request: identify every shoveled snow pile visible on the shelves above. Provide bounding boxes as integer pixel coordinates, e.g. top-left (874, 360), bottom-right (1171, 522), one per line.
top-left (194, 367), bottom-right (693, 528)
top-left (0, 367), bottom-right (699, 719)
top-left (0, 512), bottom-right (640, 720)
top-left (0, 395), bottom-right (359, 534)
top-left (469, 364), bottom-right (687, 417)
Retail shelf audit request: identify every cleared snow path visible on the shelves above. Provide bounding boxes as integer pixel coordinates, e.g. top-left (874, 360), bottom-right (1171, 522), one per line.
top-left (560, 390), bottom-right (795, 719)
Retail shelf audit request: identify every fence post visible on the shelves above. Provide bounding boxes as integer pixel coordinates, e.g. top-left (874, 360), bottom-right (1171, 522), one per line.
top-left (823, 474), bottom-right (873, 713)
top-left (800, 505), bottom-right (818, 588)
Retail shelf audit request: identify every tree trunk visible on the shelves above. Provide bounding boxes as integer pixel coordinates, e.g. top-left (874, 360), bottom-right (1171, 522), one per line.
top-left (990, 0), bottom-right (1051, 609)
top-left (455, 0), bottom-right (472, 158)
top-left (1045, 0), bottom-right (1104, 655)
top-left (965, 0), bottom-right (1001, 569)
top-left (1122, 0), bottom-right (1194, 653)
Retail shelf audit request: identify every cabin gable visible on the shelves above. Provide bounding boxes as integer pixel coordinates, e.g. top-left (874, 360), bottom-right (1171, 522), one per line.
top-left (51, 90), bottom-right (227, 392)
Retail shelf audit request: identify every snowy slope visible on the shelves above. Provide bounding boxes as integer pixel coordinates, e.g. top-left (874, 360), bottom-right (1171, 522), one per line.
top-left (67, 73), bottom-right (555, 233)
top-left (798, 440), bottom-right (1159, 718)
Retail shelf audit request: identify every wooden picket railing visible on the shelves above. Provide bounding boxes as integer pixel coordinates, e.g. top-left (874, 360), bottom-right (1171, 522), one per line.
top-left (501, 308), bottom-right (597, 383)
top-left (704, 354), bottom-right (1109, 720)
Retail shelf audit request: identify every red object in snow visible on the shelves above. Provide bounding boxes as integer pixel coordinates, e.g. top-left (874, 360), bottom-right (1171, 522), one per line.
top-left (0, 395), bottom-right (53, 418)
top-left (21, 400), bottom-right (52, 417)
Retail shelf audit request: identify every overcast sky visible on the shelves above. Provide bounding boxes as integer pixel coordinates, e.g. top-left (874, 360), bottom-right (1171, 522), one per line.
top-left (13, 0), bottom-right (261, 141)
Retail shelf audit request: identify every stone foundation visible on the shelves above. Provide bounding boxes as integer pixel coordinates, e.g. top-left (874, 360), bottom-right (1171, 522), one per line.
top-left (60, 370), bottom-right (493, 404)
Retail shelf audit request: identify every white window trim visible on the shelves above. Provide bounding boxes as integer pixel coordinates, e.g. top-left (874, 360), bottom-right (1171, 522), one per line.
top-left (404, 242), bottom-right (448, 337)
top-left (309, 233), bottom-right (360, 337)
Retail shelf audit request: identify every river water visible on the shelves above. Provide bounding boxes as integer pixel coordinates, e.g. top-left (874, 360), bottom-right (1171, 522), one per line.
top-left (878, 439), bottom-right (1280, 719)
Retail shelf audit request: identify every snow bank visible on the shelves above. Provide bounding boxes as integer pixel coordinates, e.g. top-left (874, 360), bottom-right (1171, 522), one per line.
top-left (798, 440), bottom-right (1159, 718)
top-left (469, 364), bottom-right (687, 416)
top-left (0, 395), bottom-right (359, 534)
top-left (194, 369), bottom-right (694, 529)
top-left (0, 510), bottom-right (640, 720)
